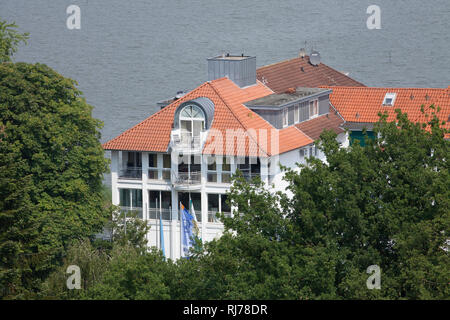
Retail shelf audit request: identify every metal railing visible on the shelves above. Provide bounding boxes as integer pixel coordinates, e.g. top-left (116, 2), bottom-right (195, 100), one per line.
top-left (120, 206), bottom-right (143, 219)
top-left (174, 171), bottom-right (201, 185)
top-left (148, 208), bottom-right (172, 220)
top-left (172, 134), bottom-right (202, 152)
top-left (241, 171), bottom-right (261, 182)
top-left (119, 167), bottom-right (142, 179)
top-left (208, 211), bottom-right (232, 223)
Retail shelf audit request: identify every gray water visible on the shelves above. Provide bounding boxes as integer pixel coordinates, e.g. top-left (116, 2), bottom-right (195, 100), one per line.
top-left (2, 0), bottom-right (449, 144)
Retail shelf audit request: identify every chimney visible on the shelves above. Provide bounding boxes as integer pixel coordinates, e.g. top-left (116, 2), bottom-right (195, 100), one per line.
top-left (207, 54), bottom-right (256, 87)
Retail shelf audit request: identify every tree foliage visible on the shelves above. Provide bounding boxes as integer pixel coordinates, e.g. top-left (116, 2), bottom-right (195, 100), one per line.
top-left (38, 108), bottom-right (449, 300)
top-left (0, 19), bottom-right (28, 63)
top-left (170, 108), bottom-right (449, 300)
top-left (0, 61), bottom-right (109, 298)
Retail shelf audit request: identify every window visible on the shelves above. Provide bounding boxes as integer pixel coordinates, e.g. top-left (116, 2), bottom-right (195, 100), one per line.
top-left (222, 157), bottom-right (231, 183)
top-left (149, 154), bottom-right (157, 168)
top-left (309, 100), bottom-right (318, 118)
top-left (127, 152), bottom-right (142, 168)
top-left (294, 105), bottom-right (299, 123)
top-left (119, 189), bottom-right (143, 218)
top-left (178, 154), bottom-right (201, 183)
top-left (288, 107), bottom-right (294, 126)
top-left (283, 108), bottom-right (288, 127)
top-left (178, 192), bottom-right (201, 222)
top-left (208, 194), bottom-right (231, 222)
top-left (162, 154), bottom-right (171, 181)
top-left (300, 145), bottom-right (318, 158)
top-left (207, 156), bottom-right (217, 182)
top-left (149, 191), bottom-right (172, 220)
top-left (148, 153), bottom-right (158, 179)
top-left (179, 104), bottom-right (205, 143)
top-left (238, 157), bottom-right (260, 181)
top-left (383, 93), bottom-right (397, 106)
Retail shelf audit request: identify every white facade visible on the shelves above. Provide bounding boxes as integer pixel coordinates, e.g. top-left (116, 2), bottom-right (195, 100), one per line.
top-left (109, 134), bottom-right (336, 260)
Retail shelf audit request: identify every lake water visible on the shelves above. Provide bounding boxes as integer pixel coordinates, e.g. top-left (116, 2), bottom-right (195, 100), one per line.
top-left (2, 0), bottom-right (449, 147)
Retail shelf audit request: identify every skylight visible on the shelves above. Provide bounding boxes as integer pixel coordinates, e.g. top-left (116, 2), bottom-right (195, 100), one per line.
top-left (383, 93), bottom-right (397, 106)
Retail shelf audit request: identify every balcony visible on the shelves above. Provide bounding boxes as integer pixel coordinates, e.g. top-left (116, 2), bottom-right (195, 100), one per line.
top-left (173, 171), bottom-right (201, 187)
top-left (148, 208), bottom-right (172, 220)
top-left (119, 167), bottom-right (142, 180)
top-left (171, 131), bottom-right (205, 154)
top-left (208, 211), bottom-right (232, 223)
top-left (241, 171), bottom-right (261, 182)
top-left (120, 206), bottom-right (143, 219)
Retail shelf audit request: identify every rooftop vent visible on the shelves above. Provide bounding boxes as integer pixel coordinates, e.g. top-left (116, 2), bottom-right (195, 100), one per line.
top-left (383, 93), bottom-right (397, 106)
top-left (207, 54), bottom-right (256, 88)
top-left (309, 50), bottom-right (321, 66)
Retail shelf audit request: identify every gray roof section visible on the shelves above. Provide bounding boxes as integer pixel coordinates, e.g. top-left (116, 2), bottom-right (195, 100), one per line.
top-left (245, 87), bottom-right (331, 109)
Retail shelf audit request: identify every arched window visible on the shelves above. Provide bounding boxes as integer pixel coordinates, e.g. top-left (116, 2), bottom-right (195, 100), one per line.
top-left (179, 105), bottom-right (205, 141)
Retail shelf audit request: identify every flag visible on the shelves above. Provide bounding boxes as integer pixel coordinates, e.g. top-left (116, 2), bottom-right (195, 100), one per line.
top-left (189, 198), bottom-right (200, 237)
top-left (180, 203), bottom-right (195, 257)
top-left (160, 211), bottom-right (166, 258)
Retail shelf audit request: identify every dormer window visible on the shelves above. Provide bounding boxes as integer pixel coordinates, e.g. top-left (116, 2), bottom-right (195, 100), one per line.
top-left (179, 104), bottom-right (205, 143)
top-left (383, 93), bottom-right (397, 106)
top-left (283, 108), bottom-right (288, 127)
top-left (309, 99), bottom-right (318, 118)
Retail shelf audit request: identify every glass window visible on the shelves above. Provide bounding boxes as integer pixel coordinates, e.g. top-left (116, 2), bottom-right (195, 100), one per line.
top-left (221, 194), bottom-right (231, 213)
top-left (163, 154), bottom-right (171, 168)
top-left (283, 108), bottom-right (288, 127)
top-left (294, 105), bottom-right (299, 123)
top-left (222, 157), bottom-right (231, 172)
top-left (120, 189), bottom-right (142, 208)
top-left (149, 153), bottom-right (157, 168)
top-left (149, 191), bottom-right (172, 220)
top-left (207, 173), bottom-right (217, 182)
top-left (309, 100), bottom-right (318, 118)
top-left (148, 168), bottom-right (158, 180)
top-left (208, 194), bottom-right (219, 212)
top-left (208, 157), bottom-right (216, 171)
top-left (127, 152), bottom-right (142, 167)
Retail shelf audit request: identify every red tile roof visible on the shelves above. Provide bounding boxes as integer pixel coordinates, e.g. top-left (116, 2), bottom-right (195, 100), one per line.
top-left (257, 55), bottom-right (365, 94)
top-left (103, 78), bottom-right (314, 156)
top-left (295, 106), bottom-right (345, 140)
top-left (327, 86), bottom-right (450, 136)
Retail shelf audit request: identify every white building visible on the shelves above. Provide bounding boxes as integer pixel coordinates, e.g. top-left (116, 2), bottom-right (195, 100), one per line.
top-left (103, 54), bottom-right (350, 260)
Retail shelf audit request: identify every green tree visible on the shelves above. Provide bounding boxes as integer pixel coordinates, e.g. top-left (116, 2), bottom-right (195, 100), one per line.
top-left (0, 19), bottom-right (28, 62)
top-left (82, 245), bottom-right (172, 300)
top-left (0, 61), bottom-right (109, 297)
top-left (170, 107), bottom-right (449, 300)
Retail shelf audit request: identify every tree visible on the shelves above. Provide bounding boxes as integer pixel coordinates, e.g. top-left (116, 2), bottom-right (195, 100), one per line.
top-left (282, 107), bottom-right (449, 299)
top-left (170, 107), bottom-right (449, 300)
top-left (0, 19), bottom-right (28, 62)
top-left (0, 61), bottom-right (109, 297)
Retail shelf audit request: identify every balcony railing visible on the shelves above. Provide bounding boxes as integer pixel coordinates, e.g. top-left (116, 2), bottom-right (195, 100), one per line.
top-left (208, 211), bottom-right (231, 223)
top-left (241, 171), bottom-right (261, 182)
top-left (172, 133), bottom-right (202, 152)
top-left (119, 167), bottom-right (142, 180)
top-left (120, 206), bottom-right (143, 219)
top-left (148, 208), bottom-right (172, 220)
top-left (173, 171), bottom-right (201, 185)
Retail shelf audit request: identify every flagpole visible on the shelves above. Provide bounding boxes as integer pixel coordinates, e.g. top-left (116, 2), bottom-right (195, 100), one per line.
top-left (180, 201), bottom-right (183, 258)
top-left (156, 198), bottom-right (159, 249)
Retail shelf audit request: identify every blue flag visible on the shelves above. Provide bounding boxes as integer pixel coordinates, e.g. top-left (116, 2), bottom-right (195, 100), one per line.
top-left (160, 212), bottom-right (165, 258)
top-left (180, 203), bottom-right (195, 257)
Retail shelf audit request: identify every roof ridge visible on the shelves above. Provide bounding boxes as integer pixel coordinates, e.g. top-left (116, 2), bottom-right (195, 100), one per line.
top-left (329, 86), bottom-right (447, 91)
top-left (209, 80), bottom-right (271, 156)
top-left (257, 56), bottom-right (307, 70)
